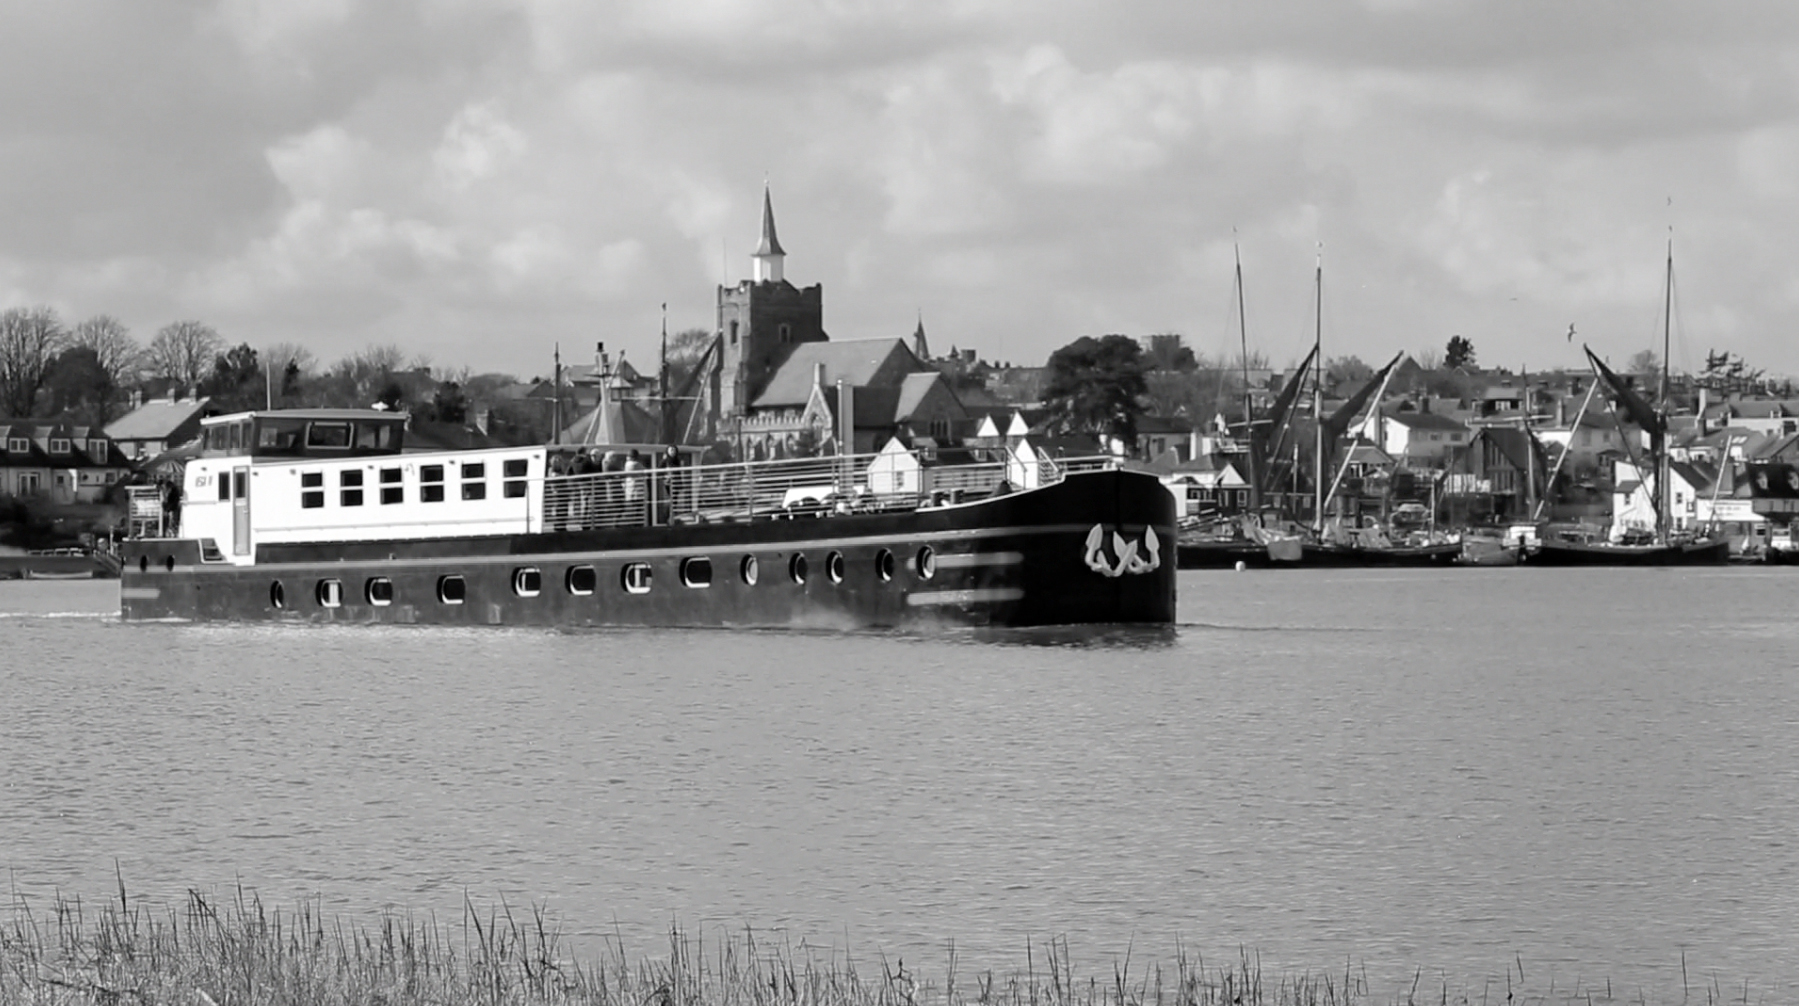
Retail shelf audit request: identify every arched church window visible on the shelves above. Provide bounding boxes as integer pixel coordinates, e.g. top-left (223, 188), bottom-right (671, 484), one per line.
top-left (779, 323), bottom-right (792, 344)
top-left (729, 320), bottom-right (739, 345)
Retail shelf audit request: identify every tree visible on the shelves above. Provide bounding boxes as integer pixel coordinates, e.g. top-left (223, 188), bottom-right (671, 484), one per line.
top-left (1627, 349), bottom-right (1662, 377)
top-left (663, 326), bottom-right (717, 396)
top-left (42, 346), bottom-right (113, 422)
top-left (201, 343), bottom-right (266, 413)
top-left (428, 381), bottom-right (469, 424)
top-left (69, 315), bottom-right (142, 408)
top-left (1325, 355), bottom-right (1374, 392)
top-left (0, 305), bottom-right (68, 417)
top-left (1142, 333), bottom-right (1199, 373)
top-left (1444, 335), bottom-right (1476, 370)
top-left (1042, 334), bottom-right (1150, 447)
top-left (148, 320), bottom-right (224, 394)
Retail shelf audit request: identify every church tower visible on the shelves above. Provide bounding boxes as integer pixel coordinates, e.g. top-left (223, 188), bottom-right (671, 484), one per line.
top-left (715, 184), bottom-right (826, 419)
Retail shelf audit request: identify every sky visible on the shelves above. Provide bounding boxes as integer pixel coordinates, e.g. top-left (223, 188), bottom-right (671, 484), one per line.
top-left (5, 0), bottom-right (1799, 381)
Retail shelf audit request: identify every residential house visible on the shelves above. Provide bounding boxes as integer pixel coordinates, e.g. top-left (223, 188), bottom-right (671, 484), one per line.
top-left (1, 422), bottom-right (132, 502)
top-left (1612, 458), bottom-right (1748, 538)
top-left (1442, 427), bottom-right (1550, 521)
top-left (1698, 399), bottom-right (1799, 438)
top-left (1369, 408), bottom-right (1471, 467)
top-left (105, 396), bottom-right (211, 462)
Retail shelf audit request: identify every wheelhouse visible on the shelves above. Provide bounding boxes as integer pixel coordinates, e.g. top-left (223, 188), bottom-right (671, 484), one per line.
top-left (197, 409), bottom-right (407, 459)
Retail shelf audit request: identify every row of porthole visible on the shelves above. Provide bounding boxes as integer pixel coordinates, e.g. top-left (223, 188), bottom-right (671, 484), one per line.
top-left (270, 545), bottom-right (939, 610)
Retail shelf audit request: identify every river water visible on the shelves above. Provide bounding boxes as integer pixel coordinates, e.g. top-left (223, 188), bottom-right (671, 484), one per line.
top-left (3, 570), bottom-right (1796, 1001)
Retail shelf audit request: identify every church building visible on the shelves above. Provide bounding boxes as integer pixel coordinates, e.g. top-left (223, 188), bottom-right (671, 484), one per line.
top-left (701, 187), bottom-right (968, 458)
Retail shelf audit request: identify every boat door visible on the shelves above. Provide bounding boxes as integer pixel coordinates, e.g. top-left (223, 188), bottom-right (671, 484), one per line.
top-left (231, 466), bottom-right (250, 555)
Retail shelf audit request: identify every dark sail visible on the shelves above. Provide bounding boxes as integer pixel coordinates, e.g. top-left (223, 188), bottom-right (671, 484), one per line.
top-left (1584, 345), bottom-right (1664, 447)
top-left (1254, 343), bottom-right (1319, 497)
top-left (1325, 351), bottom-right (1405, 442)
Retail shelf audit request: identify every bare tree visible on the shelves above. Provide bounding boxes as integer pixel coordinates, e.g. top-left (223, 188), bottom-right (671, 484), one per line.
top-left (148, 320), bottom-right (224, 395)
top-left (0, 305), bottom-right (69, 417)
top-left (70, 314), bottom-right (144, 388)
top-left (262, 343), bottom-right (316, 382)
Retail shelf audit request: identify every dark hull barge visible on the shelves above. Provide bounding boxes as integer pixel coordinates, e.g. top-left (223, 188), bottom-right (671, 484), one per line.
top-left (1522, 537), bottom-right (1730, 567)
top-left (119, 410), bottom-right (1177, 630)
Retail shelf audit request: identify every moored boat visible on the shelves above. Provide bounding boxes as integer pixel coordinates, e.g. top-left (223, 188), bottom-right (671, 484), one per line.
top-left (118, 409), bottom-right (1177, 629)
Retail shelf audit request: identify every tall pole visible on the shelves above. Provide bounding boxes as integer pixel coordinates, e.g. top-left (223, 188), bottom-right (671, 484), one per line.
top-left (659, 302), bottom-right (670, 446)
top-left (552, 342), bottom-right (562, 446)
top-left (1235, 236), bottom-right (1259, 510)
top-left (1312, 246), bottom-right (1325, 531)
top-left (1658, 231), bottom-right (1673, 541)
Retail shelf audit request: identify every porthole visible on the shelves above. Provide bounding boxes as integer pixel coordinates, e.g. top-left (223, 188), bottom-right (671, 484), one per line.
top-left (740, 554), bottom-right (759, 585)
top-left (915, 545), bottom-right (936, 580)
top-left (437, 575), bottom-right (466, 605)
top-left (138, 556), bottom-right (148, 573)
top-left (566, 564), bottom-right (596, 595)
top-left (269, 581), bottom-right (286, 609)
top-left (826, 550), bottom-right (845, 584)
top-left (512, 566), bottom-right (542, 597)
top-left (365, 577), bottom-right (394, 606)
top-left (164, 555), bottom-right (175, 572)
top-left (875, 548), bottom-right (895, 582)
top-left (622, 562), bottom-right (652, 594)
top-left (789, 553), bottom-right (808, 584)
top-left (315, 578), bottom-right (343, 608)
top-left (681, 557), bottom-right (713, 588)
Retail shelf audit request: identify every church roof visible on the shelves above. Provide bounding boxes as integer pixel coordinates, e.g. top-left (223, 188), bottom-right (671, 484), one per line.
top-left (892, 372), bottom-right (943, 421)
top-left (752, 338), bottom-right (921, 408)
top-left (753, 185), bottom-right (784, 258)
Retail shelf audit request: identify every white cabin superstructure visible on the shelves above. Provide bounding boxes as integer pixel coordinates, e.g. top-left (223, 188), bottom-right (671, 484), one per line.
top-left (170, 409), bottom-right (1121, 571)
top-left (178, 410), bottom-right (545, 566)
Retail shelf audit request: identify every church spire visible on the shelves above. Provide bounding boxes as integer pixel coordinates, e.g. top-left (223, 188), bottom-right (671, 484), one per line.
top-left (912, 311), bottom-right (930, 360)
top-left (751, 183), bottom-right (785, 283)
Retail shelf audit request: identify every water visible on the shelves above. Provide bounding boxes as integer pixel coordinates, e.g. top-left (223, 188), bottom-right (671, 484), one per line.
top-left (3, 570), bottom-right (1797, 1000)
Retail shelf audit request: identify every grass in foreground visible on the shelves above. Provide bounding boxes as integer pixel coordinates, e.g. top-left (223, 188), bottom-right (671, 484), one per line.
top-left (0, 885), bottom-right (1747, 1006)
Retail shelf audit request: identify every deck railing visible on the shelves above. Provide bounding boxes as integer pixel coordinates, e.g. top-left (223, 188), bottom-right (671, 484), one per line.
top-left (538, 451), bottom-right (1119, 533)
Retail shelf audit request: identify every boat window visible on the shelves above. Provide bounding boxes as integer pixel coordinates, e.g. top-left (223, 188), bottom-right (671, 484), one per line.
top-left (826, 551), bottom-right (845, 584)
top-left (503, 457), bottom-right (528, 498)
top-left (622, 562), bottom-right (652, 594)
top-left (789, 553), bottom-right (808, 585)
top-left (355, 422), bottom-right (391, 451)
top-left (307, 422), bottom-right (352, 449)
top-left (301, 471), bottom-right (324, 509)
top-left (420, 464), bottom-right (445, 503)
top-left (217, 470), bottom-right (230, 501)
top-left (257, 418), bottom-right (306, 454)
top-left (681, 557), bottom-right (712, 588)
top-left (269, 581), bottom-right (285, 609)
top-left (340, 469), bottom-right (364, 507)
top-left (365, 577), bottom-right (394, 606)
top-left (740, 555), bottom-right (758, 585)
top-left (512, 566), bottom-right (541, 597)
top-left (915, 545), bottom-right (936, 580)
top-left (316, 579), bottom-right (343, 608)
top-left (233, 470), bottom-right (246, 499)
top-left (875, 548), bottom-right (895, 582)
top-left (437, 575), bottom-right (465, 604)
top-left (566, 565), bottom-right (596, 595)
top-left (380, 467), bottom-right (403, 505)
top-left (462, 462), bottom-right (487, 501)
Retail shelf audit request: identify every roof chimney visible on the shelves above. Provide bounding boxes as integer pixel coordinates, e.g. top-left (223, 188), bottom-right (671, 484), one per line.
top-left (813, 362), bottom-right (826, 390)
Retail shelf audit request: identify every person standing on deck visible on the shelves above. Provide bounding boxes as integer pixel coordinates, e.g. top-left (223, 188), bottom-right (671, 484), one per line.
top-left (623, 449), bottom-right (646, 523)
